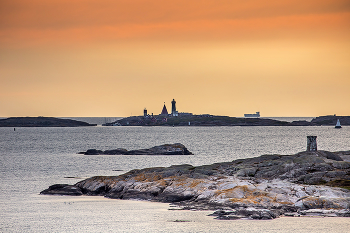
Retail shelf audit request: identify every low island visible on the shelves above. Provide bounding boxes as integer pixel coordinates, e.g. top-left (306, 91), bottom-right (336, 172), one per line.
top-left (104, 114), bottom-right (350, 127)
top-left (78, 143), bottom-right (193, 155)
top-left (0, 117), bottom-right (97, 127)
top-left (42, 145), bottom-right (350, 220)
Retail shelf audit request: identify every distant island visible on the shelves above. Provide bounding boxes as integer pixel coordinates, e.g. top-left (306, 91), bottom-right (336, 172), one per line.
top-left (103, 99), bottom-right (350, 127)
top-left (104, 114), bottom-right (350, 127)
top-left (0, 117), bottom-right (97, 127)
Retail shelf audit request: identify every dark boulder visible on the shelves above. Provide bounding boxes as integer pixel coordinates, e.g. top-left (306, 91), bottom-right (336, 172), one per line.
top-left (40, 184), bottom-right (82, 196)
top-left (84, 149), bottom-right (104, 155)
top-left (104, 148), bottom-right (128, 155)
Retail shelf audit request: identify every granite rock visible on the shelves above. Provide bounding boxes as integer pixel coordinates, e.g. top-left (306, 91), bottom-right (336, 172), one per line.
top-left (42, 149), bottom-right (350, 220)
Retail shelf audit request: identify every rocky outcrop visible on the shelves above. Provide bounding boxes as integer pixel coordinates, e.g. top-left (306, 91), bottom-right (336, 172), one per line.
top-left (0, 117), bottom-right (96, 127)
top-left (79, 143), bottom-right (193, 155)
top-left (40, 184), bottom-right (83, 196)
top-left (311, 115), bottom-right (350, 126)
top-left (42, 150), bottom-right (350, 220)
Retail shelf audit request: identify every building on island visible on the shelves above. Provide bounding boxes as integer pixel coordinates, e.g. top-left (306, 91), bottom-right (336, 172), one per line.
top-left (161, 102), bottom-right (169, 115)
top-left (171, 99), bottom-right (178, 116)
top-left (143, 99), bottom-right (186, 119)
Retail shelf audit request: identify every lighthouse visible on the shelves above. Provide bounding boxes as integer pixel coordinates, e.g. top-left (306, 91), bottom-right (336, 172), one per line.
top-left (171, 99), bottom-right (178, 116)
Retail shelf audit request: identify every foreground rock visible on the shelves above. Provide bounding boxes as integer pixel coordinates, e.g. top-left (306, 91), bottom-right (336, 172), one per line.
top-left (41, 150), bottom-right (350, 220)
top-left (79, 143), bottom-right (193, 155)
top-left (0, 117), bottom-right (96, 127)
top-left (40, 184), bottom-right (83, 196)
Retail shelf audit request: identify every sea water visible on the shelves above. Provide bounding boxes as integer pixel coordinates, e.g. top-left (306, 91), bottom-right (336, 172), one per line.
top-left (1, 123), bottom-right (349, 232)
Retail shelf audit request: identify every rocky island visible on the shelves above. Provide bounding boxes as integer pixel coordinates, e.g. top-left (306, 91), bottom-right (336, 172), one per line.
top-left (78, 143), bottom-right (193, 155)
top-left (311, 115), bottom-right (350, 126)
top-left (102, 99), bottom-right (350, 127)
top-left (0, 117), bottom-right (97, 127)
top-left (42, 147), bottom-right (350, 220)
top-left (104, 114), bottom-right (350, 127)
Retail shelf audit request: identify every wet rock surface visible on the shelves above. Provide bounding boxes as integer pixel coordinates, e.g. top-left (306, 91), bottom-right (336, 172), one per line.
top-left (42, 150), bottom-right (350, 220)
top-left (79, 143), bottom-right (193, 155)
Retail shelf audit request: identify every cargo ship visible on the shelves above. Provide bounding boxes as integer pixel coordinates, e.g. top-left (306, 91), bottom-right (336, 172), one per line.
top-left (244, 112), bottom-right (260, 118)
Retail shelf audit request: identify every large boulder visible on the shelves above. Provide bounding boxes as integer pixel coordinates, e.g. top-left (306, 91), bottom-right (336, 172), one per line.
top-left (40, 184), bottom-right (83, 196)
top-left (84, 149), bottom-right (104, 155)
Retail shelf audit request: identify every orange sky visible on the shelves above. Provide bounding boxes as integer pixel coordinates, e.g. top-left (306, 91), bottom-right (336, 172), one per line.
top-left (1, 0), bottom-right (350, 117)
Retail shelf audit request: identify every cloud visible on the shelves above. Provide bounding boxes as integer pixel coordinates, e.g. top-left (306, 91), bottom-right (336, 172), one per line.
top-left (1, 0), bottom-right (350, 28)
top-left (1, 1), bottom-right (349, 116)
top-left (1, 0), bottom-right (349, 47)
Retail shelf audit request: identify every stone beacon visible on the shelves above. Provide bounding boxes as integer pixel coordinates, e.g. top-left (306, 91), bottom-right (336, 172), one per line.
top-left (171, 99), bottom-right (178, 116)
top-left (307, 136), bottom-right (317, 151)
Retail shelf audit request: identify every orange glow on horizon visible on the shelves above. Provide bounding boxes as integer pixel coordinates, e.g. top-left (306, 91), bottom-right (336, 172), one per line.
top-left (1, 9), bottom-right (349, 47)
top-left (0, 0), bottom-right (349, 117)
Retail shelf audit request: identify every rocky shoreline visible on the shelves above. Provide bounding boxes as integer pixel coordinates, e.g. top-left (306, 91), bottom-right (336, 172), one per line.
top-left (41, 149), bottom-right (350, 220)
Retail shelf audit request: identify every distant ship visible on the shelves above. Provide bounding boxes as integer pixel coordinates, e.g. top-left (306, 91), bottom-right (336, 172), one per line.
top-left (244, 112), bottom-right (260, 118)
top-left (335, 119), bottom-right (342, 128)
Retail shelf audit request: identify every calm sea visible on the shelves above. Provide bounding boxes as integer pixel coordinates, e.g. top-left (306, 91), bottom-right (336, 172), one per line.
top-left (1, 118), bottom-right (349, 232)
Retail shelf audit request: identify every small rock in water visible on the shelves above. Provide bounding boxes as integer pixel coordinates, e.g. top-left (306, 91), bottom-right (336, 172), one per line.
top-left (80, 143), bottom-right (193, 155)
top-left (40, 184), bottom-right (83, 196)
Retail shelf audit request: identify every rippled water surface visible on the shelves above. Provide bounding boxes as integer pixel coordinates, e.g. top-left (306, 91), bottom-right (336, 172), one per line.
top-left (1, 124), bottom-right (349, 232)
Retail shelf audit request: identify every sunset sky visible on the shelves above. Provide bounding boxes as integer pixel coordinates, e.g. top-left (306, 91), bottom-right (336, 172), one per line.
top-left (1, 0), bottom-right (349, 117)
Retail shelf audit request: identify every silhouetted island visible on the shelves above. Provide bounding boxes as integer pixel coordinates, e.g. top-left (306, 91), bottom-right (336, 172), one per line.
top-left (311, 115), bottom-right (350, 126)
top-left (104, 114), bottom-right (350, 127)
top-left (0, 117), bottom-right (97, 127)
top-left (103, 99), bottom-right (350, 126)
